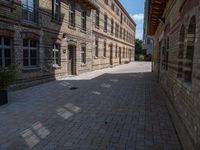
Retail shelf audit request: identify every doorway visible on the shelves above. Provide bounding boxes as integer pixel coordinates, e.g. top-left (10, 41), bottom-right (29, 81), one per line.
top-left (119, 47), bottom-right (122, 64)
top-left (68, 45), bottom-right (76, 75)
top-left (110, 44), bottom-right (113, 66)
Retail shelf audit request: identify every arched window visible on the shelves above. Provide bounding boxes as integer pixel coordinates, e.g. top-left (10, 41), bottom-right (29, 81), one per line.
top-left (184, 16), bottom-right (196, 82)
top-left (177, 25), bottom-right (185, 78)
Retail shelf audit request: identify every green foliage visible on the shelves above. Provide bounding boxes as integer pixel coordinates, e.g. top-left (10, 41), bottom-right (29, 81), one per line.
top-left (135, 39), bottom-right (146, 55)
top-left (0, 64), bottom-right (17, 90)
top-left (138, 54), bottom-right (145, 61)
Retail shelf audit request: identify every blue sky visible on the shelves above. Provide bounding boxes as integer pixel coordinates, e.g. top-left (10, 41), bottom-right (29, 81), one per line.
top-left (120, 0), bottom-right (145, 39)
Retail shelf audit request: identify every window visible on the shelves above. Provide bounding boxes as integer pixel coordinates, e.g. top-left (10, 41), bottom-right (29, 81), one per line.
top-left (104, 14), bottom-right (108, 32)
top-left (123, 29), bottom-right (126, 41)
top-left (81, 47), bottom-right (86, 64)
top-left (126, 31), bottom-right (129, 41)
top-left (111, 19), bottom-right (114, 35)
top-left (94, 38), bottom-right (98, 57)
top-left (120, 13), bottom-right (123, 24)
top-left (22, 0), bottom-right (37, 23)
top-left (177, 26), bottom-right (185, 78)
top-left (52, 43), bottom-right (60, 66)
top-left (52, 0), bottom-right (60, 21)
top-left (115, 23), bottom-right (119, 38)
top-left (23, 39), bottom-right (38, 67)
top-left (104, 0), bottom-right (108, 5)
top-left (69, 2), bottom-right (75, 27)
top-left (103, 41), bottom-right (106, 57)
top-left (116, 8), bottom-right (119, 16)
top-left (95, 10), bottom-right (100, 28)
top-left (81, 11), bottom-right (87, 31)
top-left (0, 37), bottom-right (12, 68)
top-left (120, 27), bottom-right (122, 39)
top-left (111, 3), bottom-right (115, 11)
top-left (184, 16), bottom-right (196, 82)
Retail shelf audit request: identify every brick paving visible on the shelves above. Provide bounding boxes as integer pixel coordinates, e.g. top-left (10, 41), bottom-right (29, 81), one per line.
top-left (0, 62), bottom-right (182, 150)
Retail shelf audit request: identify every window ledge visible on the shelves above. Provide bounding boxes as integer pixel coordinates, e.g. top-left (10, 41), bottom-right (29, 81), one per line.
top-left (22, 66), bottom-right (41, 73)
top-left (80, 29), bottom-right (87, 34)
top-left (102, 56), bottom-right (106, 59)
top-left (68, 25), bottom-right (76, 30)
top-left (51, 19), bottom-right (62, 25)
top-left (80, 63), bottom-right (86, 67)
top-left (93, 56), bottom-right (98, 59)
top-left (21, 20), bottom-right (40, 29)
top-left (52, 64), bottom-right (61, 69)
top-left (95, 25), bottom-right (100, 29)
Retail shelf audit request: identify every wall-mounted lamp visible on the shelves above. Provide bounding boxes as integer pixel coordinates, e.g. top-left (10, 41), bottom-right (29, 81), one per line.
top-left (63, 49), bottom-right (66, 54)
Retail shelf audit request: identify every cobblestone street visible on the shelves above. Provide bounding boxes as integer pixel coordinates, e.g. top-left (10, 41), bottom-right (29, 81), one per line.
top-left (0, 62), bottom-right (182, 150)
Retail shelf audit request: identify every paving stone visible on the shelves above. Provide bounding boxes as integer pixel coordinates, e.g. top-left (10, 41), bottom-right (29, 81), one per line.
top-left (0, 62), bottom-right (182, 150)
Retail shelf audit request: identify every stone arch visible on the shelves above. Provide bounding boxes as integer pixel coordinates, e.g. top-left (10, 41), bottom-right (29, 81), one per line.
top-left (177, 25), bottom-right (185, 78)
top-left (184, 16), bottom-right (196, 82)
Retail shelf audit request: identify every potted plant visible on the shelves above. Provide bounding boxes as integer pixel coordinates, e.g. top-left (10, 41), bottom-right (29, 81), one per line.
top-left (0, 64), bottom-right (17, 106)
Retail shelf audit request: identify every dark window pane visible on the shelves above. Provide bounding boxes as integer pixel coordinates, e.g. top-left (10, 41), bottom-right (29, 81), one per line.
top-left (31, 58), bottom-right (37, 66)
top-left (0, 49), bottom-right (2, 57)
top-left (4, 49), bottom-right (11, 57)
top-left (5, 59), bottom-right (11, 67)
top-left (56, 58), bottom-right (59, 65)
top-left (23, 49), bottom-right (28, 57)
top-left (0, 58), bottom-right (2, 67)
top-left (55, 51), bottom-right (59, 58)
top-left (23, 59), bottom-right (28, 66)
top-left (30, 50), bottom-right (36, 57)
top-left (30, 40), bottom-right (37, 47)
top-left (4, 38), bottom-right (11, 46)
top-left (23, 39), bottom-right (29, 47)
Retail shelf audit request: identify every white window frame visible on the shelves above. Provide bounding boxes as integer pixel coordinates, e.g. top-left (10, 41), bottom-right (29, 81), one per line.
top-left (23, 39), bottom-right (38, 67)
top-left (69, 3), bottom-right (75, 26)
top-left (52, 43), bottom-right (60, 66)
top-left (80, 46), bottom-right (86, 64)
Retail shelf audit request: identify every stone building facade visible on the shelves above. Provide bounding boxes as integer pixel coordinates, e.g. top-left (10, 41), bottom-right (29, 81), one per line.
top-left (91, 0), bottom-right (136, 70)
top-left (0, 0), bottom-right (136, 89)
top-left (145, 0), bottom-right (200, 149)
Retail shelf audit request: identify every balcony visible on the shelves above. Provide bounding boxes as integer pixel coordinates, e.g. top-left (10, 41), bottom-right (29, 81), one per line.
top-left (79, 0), bottom-right (99, 10)
top-left (22, 4), bottom-right (38, 24)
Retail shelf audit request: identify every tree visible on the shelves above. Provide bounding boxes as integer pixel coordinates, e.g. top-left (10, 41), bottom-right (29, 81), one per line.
top-left (135, 39), bottom-right (146, 61)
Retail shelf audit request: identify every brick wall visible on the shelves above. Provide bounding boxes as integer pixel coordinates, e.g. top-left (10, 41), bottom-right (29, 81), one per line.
top-left (152, 0), bottom-right (200, 149)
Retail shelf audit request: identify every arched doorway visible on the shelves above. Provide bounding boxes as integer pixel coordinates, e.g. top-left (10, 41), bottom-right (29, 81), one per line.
top-left (68, 45), bottom-right (76, 75)
top-left (184, 16), bottom-right (196, 82)
top-left (177, 25), bottom-right (185, 78)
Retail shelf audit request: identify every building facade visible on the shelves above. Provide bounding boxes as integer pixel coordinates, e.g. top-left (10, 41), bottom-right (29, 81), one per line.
top-left (143, 0), bottom-right (153, 59)
top-left (91, 0), bottom-right (136, 70)
top-left (145, 0), bottom-right (200, 149)
top-left (0, 0), bottom-right (136, 89)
